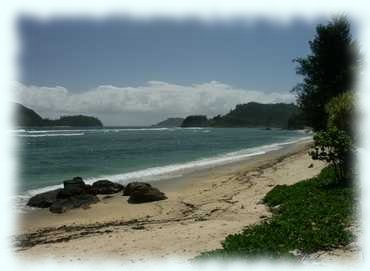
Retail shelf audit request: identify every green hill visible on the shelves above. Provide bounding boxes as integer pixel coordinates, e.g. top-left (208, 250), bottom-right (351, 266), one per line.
top-left (15, 103), bottom-right (45, 127)
top-left (152, 118), bottom-right (184, 127)
top-left (209, 102), bottom-right (300, 129)
top-left (181, 115), bottom-right (208, 127)
top-left (15, 103), bottom-right (103, 128)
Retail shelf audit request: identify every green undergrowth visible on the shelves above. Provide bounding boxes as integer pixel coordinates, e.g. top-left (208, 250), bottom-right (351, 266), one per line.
top-left (196, 166), bottom-right (356, 260)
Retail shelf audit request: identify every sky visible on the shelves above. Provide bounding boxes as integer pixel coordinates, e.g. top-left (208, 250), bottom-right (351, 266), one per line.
top-left (16, 17), bottom-right (323, 126)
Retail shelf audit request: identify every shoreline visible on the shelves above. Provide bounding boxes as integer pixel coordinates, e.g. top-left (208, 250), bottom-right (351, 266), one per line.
top-left (155, 137), bottom-right (313, 192)
top-left (16, 138), bottom-right (326, 261)
top-left (18, 135), bottom-right (312, 211)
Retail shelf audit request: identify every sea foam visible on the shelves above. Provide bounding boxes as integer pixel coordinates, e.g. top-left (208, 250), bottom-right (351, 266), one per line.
top-left (16, 136), bottom-right (311, 212)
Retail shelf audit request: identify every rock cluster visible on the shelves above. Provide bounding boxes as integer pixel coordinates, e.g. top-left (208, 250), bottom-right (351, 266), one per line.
top-left (27, 178), bottom-right (167, 213)
top-left (27, 177), bottom-right (124, 213)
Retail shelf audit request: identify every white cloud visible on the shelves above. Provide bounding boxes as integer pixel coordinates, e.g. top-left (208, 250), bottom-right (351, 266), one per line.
top-left (14, 81), bottom-right (295, 126)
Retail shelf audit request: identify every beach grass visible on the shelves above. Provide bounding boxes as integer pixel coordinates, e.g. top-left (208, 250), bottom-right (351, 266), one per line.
top-left (196, 166), bottom-right (356, 260)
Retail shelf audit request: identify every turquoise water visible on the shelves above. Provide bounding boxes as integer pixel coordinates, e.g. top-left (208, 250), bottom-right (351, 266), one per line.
top-left (15, 127), bottom-right (309, 197)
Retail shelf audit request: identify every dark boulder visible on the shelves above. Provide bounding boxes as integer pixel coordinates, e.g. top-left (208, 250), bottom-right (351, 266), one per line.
top-left (49, 198), bottom-right (74, 214)
top-left (64, 176), bottom-right (85, 189)
top-left (27, 189), bottom-right (63, 208)
top-left (28, 176), bottom-right (101, 213)
top-left (128, 186), bottom-right (167, 204)
top-left (63, 176), bottom-right (85, 189)
top-left (123, 182), bottom-right (152, 196)
top-left (92, 180), bottom-right (124, 194)
top-left (49, 194), bottom-right (99, 214)
top-left (84, 184), bottom-right (97, 195)
top-left (60, 177), bottom-right (87, 196)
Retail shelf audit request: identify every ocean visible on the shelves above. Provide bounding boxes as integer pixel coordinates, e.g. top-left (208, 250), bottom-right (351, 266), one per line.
top-left (14, 127), bottom-right (310, 208)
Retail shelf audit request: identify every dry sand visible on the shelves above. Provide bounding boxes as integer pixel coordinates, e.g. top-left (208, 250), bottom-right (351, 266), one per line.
top-left (16, 140), bottom-right (328, 262)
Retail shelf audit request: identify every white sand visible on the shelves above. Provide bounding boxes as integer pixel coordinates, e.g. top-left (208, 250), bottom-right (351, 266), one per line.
top-left (16, 140), bottom-right (328, 262)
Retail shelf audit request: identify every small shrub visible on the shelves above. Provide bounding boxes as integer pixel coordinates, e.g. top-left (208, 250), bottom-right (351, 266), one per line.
top-left (309, 128), bottom-right (353, 183)
top-left (309, 91), bottom-right (355, 183)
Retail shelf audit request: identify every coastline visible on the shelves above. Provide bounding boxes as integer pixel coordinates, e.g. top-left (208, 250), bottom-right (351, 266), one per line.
top-left (16, 138), bottom-right (326, 261)
top-left (17, 134), bottom-right (311, 209)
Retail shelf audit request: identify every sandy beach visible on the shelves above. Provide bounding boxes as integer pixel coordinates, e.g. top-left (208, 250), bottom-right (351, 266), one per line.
top-left (16, 139), bottom-right (327, 262)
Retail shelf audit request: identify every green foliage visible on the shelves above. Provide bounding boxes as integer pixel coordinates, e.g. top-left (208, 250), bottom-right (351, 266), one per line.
top-left (287, 110), bottom-right (306, 130)
top-left (209, 102), bottom-right (299, 128)
top-left (292, 17), bottom-right (358, 131)
top-left (326, 92), bottom-right (354, 135)
top-left (309, 128), bottom-right (352, 182)
top-left (309, 92), bottom-right (355, 182)
top-left (196, 167), bottom-right (355, 260)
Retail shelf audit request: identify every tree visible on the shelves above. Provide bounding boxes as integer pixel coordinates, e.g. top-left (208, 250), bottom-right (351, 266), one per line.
top-left (309, 92), bottom-right (354, 183)
top-left (287, 110), bottom-right (306, 130)
top-left (292, 17), bottom-right (358, 131)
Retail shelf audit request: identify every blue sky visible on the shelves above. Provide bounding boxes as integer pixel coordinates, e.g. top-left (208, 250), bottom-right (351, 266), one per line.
top-left (17, 17), bottom-right (324, 125)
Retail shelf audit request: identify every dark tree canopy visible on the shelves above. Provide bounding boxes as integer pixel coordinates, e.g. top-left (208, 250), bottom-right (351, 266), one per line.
top-left (293, 17), bottom-right (358, 131)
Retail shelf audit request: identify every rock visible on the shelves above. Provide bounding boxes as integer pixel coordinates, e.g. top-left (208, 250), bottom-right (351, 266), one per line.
top-left (49, 194), bottom-right (99, 213)
top-left (27, 189), bottom-right (63, 208)
top-left (128, 186), bottom-right (167, 203)
top-left (64, 176), bottom-right (85, 190)
top-left (27, 176), bottom-right (101, 213)
top-left (60, 177), bottom-right (87, 197)
top-left (70, 193), bottom-right (99, 208)
top-left (57, 187), bottom-right (88, 199)
top-left (49, 198), bottom-right (74, 213)
top-left (92, 180), bottom-right (124, 194)
top-left (123, 182), bottom-right (152, 196)
top-left (308, 163), bottom-right (314, 168)
top-left (84, 184), bottom-right (97, 195)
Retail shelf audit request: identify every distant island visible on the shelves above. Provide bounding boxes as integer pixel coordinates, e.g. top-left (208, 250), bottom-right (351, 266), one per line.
top-left (175, 102), bottom-right (304, 129)
top-left (15, 103), bottom-right (103, 128)
top-left (209, 102), bottom-right (302, 129)
top-left (151, 118), bottom-right (184, 128)
top-left (181, 115), bottom-right (209, 127)
top-left (18, 101), bottom-right (303, 129)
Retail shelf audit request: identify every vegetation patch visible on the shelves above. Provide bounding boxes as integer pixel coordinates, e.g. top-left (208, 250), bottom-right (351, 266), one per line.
top-left (196, 166), bottom-right (355, 260)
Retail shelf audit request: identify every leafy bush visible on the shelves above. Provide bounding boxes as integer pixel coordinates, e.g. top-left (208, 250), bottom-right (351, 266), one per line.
top-left (309, 92), bottom-right (354, 183)
top-left (326, 92), bottom-right (354, 136)
top-left (196, 166), bottom-right (355, 260)
top-left (309, 128), bottom-right (352, 182)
